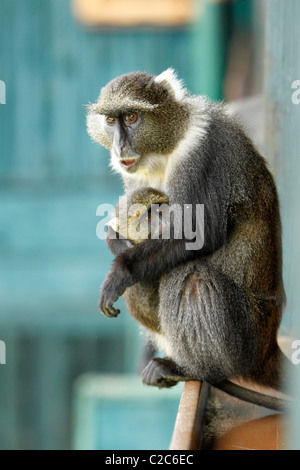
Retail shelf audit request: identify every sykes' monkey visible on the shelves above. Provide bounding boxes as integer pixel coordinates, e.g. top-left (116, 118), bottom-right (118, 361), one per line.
top-left (107, 187), bottom-right (289, 410)
top-left (87, 69), bottom-right (288, 393)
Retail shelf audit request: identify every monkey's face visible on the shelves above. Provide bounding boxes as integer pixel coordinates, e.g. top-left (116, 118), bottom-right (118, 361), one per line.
top-left (87, 70), bottom-right (189, 178)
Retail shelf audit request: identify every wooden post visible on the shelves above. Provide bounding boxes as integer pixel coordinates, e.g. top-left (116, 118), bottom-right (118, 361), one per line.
top-left (264, 0), bottom-right (300, 450)
top-left (169, 381), bottom-right (210, 450)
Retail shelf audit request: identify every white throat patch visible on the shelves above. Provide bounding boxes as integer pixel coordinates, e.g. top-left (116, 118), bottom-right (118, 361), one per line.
top-left (118, 96), bottom-right (211, 193)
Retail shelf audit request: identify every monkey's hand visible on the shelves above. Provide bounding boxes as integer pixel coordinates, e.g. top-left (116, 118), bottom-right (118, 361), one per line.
top-left (99, 259), bottom-right (134, 318)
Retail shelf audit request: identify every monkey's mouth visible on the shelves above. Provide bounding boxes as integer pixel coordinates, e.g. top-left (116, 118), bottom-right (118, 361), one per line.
top-left (120, 158), bottom-right (137, 169)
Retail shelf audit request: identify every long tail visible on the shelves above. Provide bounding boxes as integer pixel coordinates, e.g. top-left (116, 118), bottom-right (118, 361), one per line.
top-left (214, 379), bottom-right (291, 411)
top-left (214, 344), bottom-right (293, 411)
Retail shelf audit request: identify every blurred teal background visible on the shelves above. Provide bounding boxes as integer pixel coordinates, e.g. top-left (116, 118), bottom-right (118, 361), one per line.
top-left (0, 0), bottom-right (285, 450)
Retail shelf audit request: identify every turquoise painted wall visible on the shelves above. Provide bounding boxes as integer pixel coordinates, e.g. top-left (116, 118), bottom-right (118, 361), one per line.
top-left (0, 0), bottom-right (193, 184)
top-left (0, 0), bottom-right (250, 450)
top-left (0, 0), bottom-right (194, 450)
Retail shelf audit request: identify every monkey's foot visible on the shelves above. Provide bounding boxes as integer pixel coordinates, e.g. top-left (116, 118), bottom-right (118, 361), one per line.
top-left (142, 357), bottom-right (187, 388)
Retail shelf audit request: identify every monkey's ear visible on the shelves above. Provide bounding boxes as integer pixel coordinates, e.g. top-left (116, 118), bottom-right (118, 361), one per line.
top-left (154, 68), bottom-right (187, 101)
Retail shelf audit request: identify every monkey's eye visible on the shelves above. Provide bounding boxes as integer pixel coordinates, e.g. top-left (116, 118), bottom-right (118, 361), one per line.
top-left (105, 116), bottom-right (117, 126)
top-left (123, 113), bottom-right (139, 125)
top-left (146, 211), bottom-right (151, 223)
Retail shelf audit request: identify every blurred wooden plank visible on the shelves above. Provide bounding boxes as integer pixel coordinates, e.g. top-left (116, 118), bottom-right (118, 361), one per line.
top-left (169, 381), bottom-right (210, 450)
top-left (72, 374), bottom-right (183, 450)
top-left (213, 414), bottom-right (286, 450)
top-left (72, 0), bottom-right (194, 27)
top-left (209, 0), bottom-right (233, 3)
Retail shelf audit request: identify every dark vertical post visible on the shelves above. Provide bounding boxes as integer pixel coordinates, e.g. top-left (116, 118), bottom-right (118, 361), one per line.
top-left (190, 0), bottom-right (233, 99)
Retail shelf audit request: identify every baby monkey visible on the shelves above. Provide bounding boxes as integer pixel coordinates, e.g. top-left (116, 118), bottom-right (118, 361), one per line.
top-left (106, 188), bottom-right (169, 332)
top-left (105, 188), bottom-right (290, 411)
